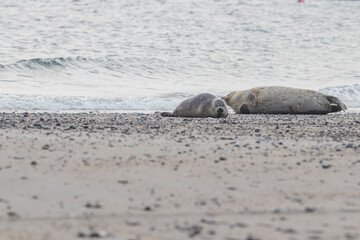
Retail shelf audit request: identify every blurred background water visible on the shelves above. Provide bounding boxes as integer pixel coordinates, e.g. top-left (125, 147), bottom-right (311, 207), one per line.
top-left (0, 0), bottom-right (359, 110)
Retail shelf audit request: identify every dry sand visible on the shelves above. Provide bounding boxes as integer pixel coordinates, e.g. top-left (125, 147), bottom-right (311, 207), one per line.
top-left (0, 112), bottom-right (359, 240)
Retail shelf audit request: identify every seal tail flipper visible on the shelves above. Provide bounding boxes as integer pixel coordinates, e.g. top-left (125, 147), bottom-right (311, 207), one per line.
top-left (160, 112), bottom-right (173, 117)
top-left (248, 93), bottom-right (258, 107)
top-left (327, 95), bottom-right (347, 112)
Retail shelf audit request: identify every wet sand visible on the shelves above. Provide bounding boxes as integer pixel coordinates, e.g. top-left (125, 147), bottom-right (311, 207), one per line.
top-left (0, 112), bottom-right (359, 240)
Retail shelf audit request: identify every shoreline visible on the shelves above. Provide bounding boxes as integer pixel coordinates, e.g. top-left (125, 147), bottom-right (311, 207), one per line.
top-left (1, 112), bottom-right (360, 239)
top-left (1, 107), bottom-right (360, 113)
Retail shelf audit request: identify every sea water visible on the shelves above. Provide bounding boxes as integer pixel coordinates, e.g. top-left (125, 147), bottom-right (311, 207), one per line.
top-left (0, 0), bottom-right (359, 110)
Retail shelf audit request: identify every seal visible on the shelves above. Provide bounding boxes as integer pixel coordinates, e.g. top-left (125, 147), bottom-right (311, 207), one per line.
top-left (161, 93), bottom-right (228, 118)
top-left (222, 86), bottom-right (347, 114)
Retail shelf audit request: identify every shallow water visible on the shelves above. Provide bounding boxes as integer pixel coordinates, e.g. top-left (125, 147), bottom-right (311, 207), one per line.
top-left (0, 0), bottom-right (359, 110)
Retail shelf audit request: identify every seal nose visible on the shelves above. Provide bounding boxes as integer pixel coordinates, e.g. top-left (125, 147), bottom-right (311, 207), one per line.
top-left (217, 108), bottom-right (224, 113)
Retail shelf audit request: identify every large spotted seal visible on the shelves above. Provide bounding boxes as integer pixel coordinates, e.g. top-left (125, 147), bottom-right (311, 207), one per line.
top-left (222, 86), bottom-right (347, 114)
top-left (161, 93), bottom-right (228, 118)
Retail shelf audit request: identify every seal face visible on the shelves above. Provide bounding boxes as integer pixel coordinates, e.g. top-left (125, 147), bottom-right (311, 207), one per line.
top-left (222, 86), bottom-right (347, 115)
top-left (161, 93), bottom-right (228, 118)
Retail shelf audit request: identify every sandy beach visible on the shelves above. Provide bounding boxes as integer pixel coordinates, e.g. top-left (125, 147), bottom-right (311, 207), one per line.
top-left (0, 112), bottom-right (359, 240)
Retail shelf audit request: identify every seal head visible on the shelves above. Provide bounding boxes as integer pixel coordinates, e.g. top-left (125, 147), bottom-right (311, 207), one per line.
top-left (213, 98), bottom-right (228, 117)
top-left (161, 93), bottom-right (228, 118)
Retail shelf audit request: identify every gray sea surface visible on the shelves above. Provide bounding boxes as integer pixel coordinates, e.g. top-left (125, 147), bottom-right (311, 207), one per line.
top-left (0, 0), bottom-right (359, 110)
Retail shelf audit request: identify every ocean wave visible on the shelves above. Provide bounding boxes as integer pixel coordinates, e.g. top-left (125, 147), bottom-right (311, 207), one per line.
top-left (0, 94), bottom-right (182, 110)
top-left (0, 57), bottom-right (88, 71)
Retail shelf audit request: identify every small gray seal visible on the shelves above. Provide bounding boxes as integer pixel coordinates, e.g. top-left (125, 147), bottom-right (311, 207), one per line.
top-left (222, 86), bottom-right (347, 114)
top-left (161, 93), bottom-right (228, 118)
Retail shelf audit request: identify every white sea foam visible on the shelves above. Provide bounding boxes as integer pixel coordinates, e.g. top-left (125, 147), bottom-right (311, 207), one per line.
top-left (0, 84), bottom-right (359, 110)
top-left (319, 84), bottom-right (360, 108)
top-left (0, 94), bottom-right (183, 111)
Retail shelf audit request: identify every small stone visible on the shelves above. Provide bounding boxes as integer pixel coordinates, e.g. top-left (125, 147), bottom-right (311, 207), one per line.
top-left (283, 228), bottom-right (297, 234)
top-left (42, 144), bottom-right (50, 150)
top-left (7, 211), bottom-right (20, 221)
top-left (201, 219), bottom-right (217, 225)
top-left (273, 208), bottom-right (281, 214)
top-left (77, 230), bottom-right (110, 238)
top-left (144, 206), bottom-right (152, 211)
top-left (117, 180), bottom-right (129, 184)
top-left (322, 164), bottom-right (331, 169)
top-left (220, 137), bottom-right (234, 140)
top-left (187, 225), bottom-right (202, 238)
top-left (124, 220), bottom-right (140, 226)
top-left (89, 232), bottom-right (101, 238)
top-left (305, 207), bottom-right (316, 213)
top-left (246, 235), bottom-right (260, 240)
top-left (85, 202), bottom-right (102, 209)
top-left (77, 232), bottom-right (86, 238)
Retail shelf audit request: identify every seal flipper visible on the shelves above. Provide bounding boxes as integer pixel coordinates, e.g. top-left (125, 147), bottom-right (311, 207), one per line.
top-left (248, 93), bottom-right (258, 107)
top-left (240, 104), bottom-right (250, 114)
top-left (327, 95), bottom-right (347, 112)
top-left (161, 112), bottom-right (173, 117)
